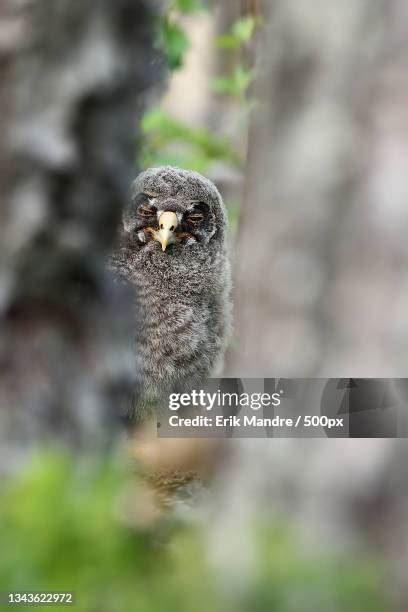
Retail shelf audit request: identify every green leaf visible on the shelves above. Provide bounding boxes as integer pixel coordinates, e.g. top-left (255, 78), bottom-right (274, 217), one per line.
top-left (216, 34), bottom-right (240, 50)
top-left (232, 15), bottom-right (258, 43)
top-left (173, 0), bottom-right (206, 13)
top-left (216, 16), bottom-right (260, 50)
top-left (157, 18), bottom-right (190, 70)
top-left (211, 66), bottom-right (254, 98)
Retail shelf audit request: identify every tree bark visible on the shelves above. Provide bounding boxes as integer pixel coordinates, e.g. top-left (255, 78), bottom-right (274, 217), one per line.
top-left (0, 0), bottom-right (163, 468)
top-left (220, 4), bottom-right (408, 607)
top-left (229, 0), bottom-right (408, 377)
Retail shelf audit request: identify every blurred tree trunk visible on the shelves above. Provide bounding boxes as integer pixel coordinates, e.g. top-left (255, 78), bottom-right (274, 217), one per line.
top-left (221, 5), bottom-right (408, 607)
top-left (229, 0), bottom-right (408, 377)
top-left (0, 0), bottom-right (162, 468)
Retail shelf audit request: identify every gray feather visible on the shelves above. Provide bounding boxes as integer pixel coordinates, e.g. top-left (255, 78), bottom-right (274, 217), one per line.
top-left (110, 166), bottom-right (232, 421)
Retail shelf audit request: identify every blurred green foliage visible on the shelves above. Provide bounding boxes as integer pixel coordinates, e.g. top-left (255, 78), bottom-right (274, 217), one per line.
top-left (157, 20), bottom-right (189, 71)
top-left (211, 16), bottom-right (261, 100)
top-left (216, 15), bottom-right (260, 49)
top-left (156, 0), bottom-right (207, 70)
top-left (172, 0), bottom-right (206, 14)
top-left (0, 452), bottom-right (392, 612)
top-left (143, 6), bottom-right (258, 173)
top-left (211, 65), bottom-right (254, 100)
top-left (140, 108), bottom-right (241, 173)
top-left (212, 15), bottom-right (260, 101)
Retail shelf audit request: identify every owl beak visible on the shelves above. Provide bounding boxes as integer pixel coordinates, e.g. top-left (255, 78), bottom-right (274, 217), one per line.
top-left (156, 211), bottom-right (178, 251)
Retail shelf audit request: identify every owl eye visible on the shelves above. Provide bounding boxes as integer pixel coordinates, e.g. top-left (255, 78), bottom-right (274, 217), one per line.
top-left (133, 192), bottom-right (157, 219)
top-left (138, 205), bottom-right (156, 217)
top-left (186, 202), bottom-right (209, 222)
top-left (186, 214), bottom-right (204, 223)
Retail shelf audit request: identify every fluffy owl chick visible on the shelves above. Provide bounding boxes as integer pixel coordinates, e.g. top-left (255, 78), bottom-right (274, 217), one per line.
top-left (111, 166), bottom-right (231, 421)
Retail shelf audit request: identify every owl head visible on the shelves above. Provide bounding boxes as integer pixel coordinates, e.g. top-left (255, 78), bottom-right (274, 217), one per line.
top-left (123, 166), bottom-right (227, 253)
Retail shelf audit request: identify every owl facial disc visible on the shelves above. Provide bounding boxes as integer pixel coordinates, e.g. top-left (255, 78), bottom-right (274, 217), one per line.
top-left (155, 211), bottom-right (178, 251)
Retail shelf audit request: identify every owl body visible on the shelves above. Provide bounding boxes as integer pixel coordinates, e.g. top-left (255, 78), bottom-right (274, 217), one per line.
top-left (111, 167), bottom-right (231, 420)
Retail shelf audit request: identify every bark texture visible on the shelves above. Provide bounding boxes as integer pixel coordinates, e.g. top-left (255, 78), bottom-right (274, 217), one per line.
top-left (0, 0), bottom-right (162, 469)
top-left (229, 0), bottom-right (408, 377)
top-left (219, 3), bottom-right (408, 609)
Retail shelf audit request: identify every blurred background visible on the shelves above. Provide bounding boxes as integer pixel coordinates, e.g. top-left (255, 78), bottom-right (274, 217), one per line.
top-left (1, 0), bottom-right (408, 610)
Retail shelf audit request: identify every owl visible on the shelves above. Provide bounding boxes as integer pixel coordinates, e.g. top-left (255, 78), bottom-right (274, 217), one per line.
top-left (111, 166), bottom-right (231, 421)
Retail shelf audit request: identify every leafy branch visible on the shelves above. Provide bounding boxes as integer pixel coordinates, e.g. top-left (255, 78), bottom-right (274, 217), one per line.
top-left (143, 9), bottom-right (261, 173)
top-left (211, 16), bottom-right (262, 100)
